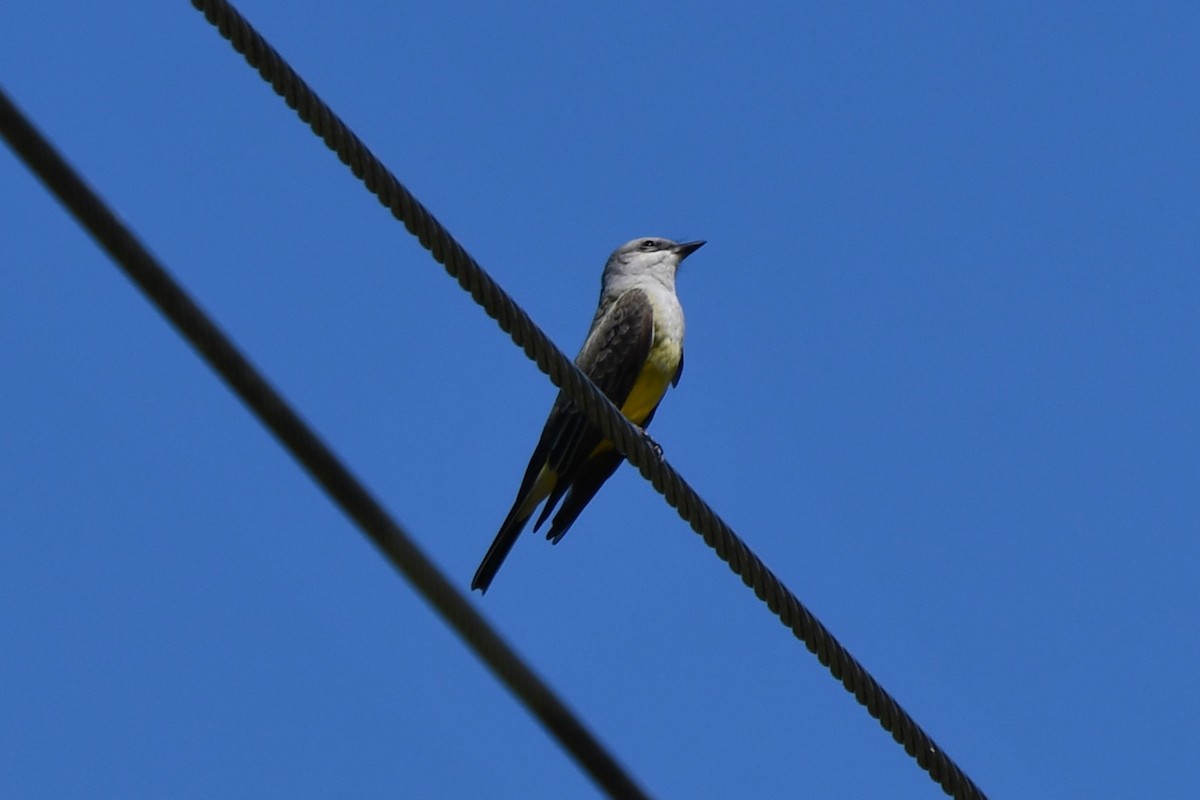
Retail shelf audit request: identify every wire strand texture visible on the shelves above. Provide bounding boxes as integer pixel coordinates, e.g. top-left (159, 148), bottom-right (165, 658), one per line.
top-left (190, 3), bottom-right (987, 797)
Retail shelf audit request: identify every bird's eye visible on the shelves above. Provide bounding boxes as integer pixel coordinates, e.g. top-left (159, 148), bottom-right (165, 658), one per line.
top-left (641, 239), bottom-right (657, 249)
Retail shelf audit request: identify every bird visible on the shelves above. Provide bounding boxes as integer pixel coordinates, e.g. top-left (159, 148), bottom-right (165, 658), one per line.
top-left (471, 236), bottom-right (704, 593)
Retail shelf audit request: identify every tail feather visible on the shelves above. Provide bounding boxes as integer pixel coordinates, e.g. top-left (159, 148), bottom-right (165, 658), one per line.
top-left (545, 450), bottom-right (624, 544)
top-left (471, 507), bottom-right (531, 593)
top-left (472, 467), bottom-right (554, 593)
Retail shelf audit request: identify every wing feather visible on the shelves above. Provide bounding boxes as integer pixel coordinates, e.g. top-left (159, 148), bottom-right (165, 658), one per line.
top-left (531, 289), bottom-right (654, 531)
top-left (546, 288), bottom-right (654, 474)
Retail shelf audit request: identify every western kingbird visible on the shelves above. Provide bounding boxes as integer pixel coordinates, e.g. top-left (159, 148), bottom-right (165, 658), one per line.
top-left (471, 236), bottom-right (705, 593)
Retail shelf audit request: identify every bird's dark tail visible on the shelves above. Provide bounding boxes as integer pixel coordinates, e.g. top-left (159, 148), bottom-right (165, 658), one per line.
top-left (471, 497), bottom-right (536, 593)
top-left (473, 418), bottom-right (558, 593)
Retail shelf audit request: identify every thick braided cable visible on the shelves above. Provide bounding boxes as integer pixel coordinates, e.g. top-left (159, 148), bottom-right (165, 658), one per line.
top-left (191, 2), bottom-right (986, 797)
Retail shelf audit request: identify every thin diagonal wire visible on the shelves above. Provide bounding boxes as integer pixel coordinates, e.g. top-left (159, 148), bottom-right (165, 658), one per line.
top-left (0, 86), bottom-right (649, 800)
top-left (187, 2), bottom-right (987, 798)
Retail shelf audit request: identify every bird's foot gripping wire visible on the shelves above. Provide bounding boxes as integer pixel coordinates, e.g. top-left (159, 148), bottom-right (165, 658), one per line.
top-left (641, 430), bottom-right (664, 458)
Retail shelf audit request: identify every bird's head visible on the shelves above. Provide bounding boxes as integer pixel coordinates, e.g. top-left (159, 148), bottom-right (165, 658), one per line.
top-left (603, 237), bottom-right (705, 289)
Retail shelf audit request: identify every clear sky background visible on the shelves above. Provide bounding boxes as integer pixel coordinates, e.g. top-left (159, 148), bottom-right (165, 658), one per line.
top-left (2, 3), bottom-right (1197, 798)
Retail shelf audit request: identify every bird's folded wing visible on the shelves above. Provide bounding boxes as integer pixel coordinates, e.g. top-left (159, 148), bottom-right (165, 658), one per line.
top-left (544, 287), bottom-right (655, 475)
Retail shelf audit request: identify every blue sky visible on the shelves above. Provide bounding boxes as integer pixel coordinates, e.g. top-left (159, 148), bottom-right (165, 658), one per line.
top-left (2, 2), bottom-right (1197, 797)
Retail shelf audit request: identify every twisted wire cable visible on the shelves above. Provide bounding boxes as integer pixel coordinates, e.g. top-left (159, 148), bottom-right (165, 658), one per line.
top-left (188, 2), bottom-right (987, 797)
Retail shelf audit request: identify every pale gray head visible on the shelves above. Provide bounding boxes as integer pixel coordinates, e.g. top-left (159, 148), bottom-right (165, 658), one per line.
top-left (601, 237), bottom-right (705, 290)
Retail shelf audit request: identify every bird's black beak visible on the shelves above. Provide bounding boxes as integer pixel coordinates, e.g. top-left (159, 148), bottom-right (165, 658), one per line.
top-left (674, 240), bottom-right (706, 260)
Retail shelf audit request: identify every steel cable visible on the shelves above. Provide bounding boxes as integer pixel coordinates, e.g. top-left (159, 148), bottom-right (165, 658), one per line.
top-left (187, 2), bottom-right (988, 797)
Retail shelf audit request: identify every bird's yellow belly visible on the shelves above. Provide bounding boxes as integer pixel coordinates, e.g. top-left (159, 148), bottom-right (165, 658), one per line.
top-left (620, 341), bottom-right (679, 424)
top-left (587, 339), bottom-right (679, 459)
